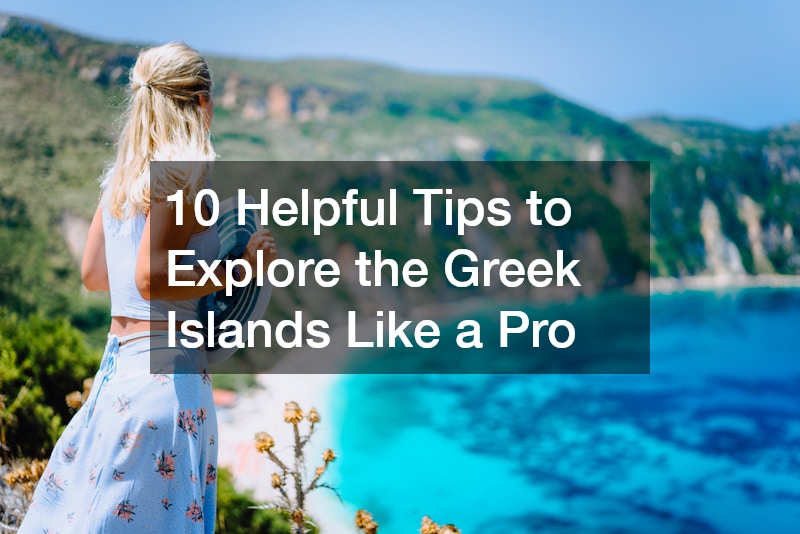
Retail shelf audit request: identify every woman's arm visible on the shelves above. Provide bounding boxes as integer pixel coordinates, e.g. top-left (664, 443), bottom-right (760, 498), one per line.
top-left (136, 196), bottom-right (276, 301)
top-left (81, 206), bottom-right (110, 291)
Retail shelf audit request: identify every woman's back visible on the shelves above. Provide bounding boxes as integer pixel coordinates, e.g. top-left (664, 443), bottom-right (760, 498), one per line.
top-left (102, 191), bottom-right (220, 323)
top-left (19, 42), bottom-right (226, 534)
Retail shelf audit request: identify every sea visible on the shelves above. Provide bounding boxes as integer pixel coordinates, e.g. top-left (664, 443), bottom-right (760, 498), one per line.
top-left (327, 288), bottom-right (800, 533)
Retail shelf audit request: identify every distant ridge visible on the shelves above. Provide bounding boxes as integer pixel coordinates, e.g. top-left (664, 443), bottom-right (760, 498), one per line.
top-left (1, 13), bottom-right (799, 324)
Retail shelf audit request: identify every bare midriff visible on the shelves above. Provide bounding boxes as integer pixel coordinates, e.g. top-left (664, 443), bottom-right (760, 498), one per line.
top-left (110, 316), bottom-right (183, 342)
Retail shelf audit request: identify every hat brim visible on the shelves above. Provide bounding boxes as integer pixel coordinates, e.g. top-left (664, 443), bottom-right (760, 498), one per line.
top-left (197, 195), bottom-right (273, 365)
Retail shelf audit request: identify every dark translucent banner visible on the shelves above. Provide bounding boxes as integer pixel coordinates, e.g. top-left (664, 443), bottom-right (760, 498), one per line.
top-left (150, 161), bottom-right (651, 374)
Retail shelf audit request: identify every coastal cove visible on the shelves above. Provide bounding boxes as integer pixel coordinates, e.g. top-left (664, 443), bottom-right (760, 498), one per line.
top-left (217, 286), bottom-right (800, 533)
top-left (332, 287), bottom-right (800, 532)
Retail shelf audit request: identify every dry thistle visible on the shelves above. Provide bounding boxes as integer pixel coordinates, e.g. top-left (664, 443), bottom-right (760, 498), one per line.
top-left (355, 509), bottom-right (379, 533)
top-left (420, 516), bottom-right (439, 534)
top-left (291, 508), bottom-right (305, 525)
top-left (355, 509), bottom-right (372, 527)
top-left (65, 390), bottom-right (84, 410)
top-left (306, 406), bottom-right (320, 423)
top-left (254, 431), bottom-right (275, 453)
top-left (2, 458), bottom-right (47, 496)
top-left (283, 401), bottom-right (303, 424)
top-left (419, 516), bottom-right (460, 534)
top-left (64, 377), bottom-right (95, 412)
top-left (255, 403), bottom-right (341, 534)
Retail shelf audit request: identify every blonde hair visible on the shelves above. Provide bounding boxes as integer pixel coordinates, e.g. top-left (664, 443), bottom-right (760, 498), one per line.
top-left (103, 42), bottom-right (216, 220)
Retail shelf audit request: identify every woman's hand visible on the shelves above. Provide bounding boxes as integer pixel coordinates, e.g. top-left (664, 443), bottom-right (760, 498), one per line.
top-left (242, 228), bottom-right (278, 271)
top-left (137, 197), bottom-right (278, 301)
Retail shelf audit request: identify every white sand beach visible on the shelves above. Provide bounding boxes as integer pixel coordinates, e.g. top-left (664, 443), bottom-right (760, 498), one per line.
top-left (650, 274), bottom-right (800, 294)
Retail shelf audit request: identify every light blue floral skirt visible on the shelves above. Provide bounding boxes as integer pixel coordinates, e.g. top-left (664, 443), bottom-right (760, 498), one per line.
top-left (19, 331), bottom-right (218, 533)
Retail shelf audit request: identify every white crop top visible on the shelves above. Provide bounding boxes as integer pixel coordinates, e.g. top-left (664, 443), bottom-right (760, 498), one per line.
top-left (102, 195), bottom-right (220, 322)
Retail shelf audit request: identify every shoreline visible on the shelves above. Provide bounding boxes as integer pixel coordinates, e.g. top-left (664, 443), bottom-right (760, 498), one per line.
top-left (215, 274), bottom-right (800, 531)
top-left (649, 274), bottom-right (800, 294)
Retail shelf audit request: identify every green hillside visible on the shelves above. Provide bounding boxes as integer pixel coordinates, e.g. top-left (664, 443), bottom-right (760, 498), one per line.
top-left (1, 13), bottom-right (799, 337)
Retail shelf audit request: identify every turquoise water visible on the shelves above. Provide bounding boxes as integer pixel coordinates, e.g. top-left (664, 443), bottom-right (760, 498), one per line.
top-left (329, 288), bottom-right (800, 533)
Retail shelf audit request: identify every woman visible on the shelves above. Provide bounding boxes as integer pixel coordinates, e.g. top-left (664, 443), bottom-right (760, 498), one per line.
top-left (19, 42), bottom-right (276, 532)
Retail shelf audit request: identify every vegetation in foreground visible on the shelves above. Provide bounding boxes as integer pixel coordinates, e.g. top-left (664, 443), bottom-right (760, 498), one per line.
top-left (252, 402), bottom-right (461, 534)
top-left (0, 312), bottom-right (294, 533)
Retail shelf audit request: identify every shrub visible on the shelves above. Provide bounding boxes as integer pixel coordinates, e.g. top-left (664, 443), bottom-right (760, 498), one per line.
top-left (0, 309), bottom-right (100, 459)
top-left (216, 465), bottom-right (295, 534)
